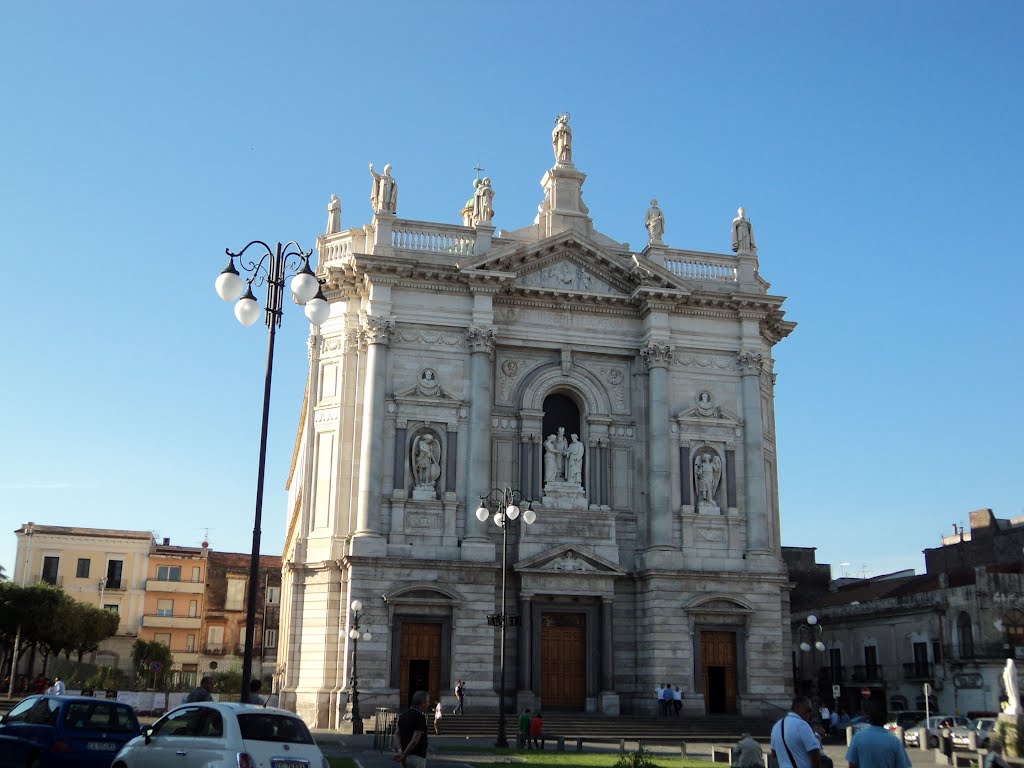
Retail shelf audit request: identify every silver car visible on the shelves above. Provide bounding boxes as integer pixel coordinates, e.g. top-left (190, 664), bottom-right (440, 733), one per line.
top-left (113, 702), bottom-right (329, 768)
top-left (951, 717), bottom-right (996, 750)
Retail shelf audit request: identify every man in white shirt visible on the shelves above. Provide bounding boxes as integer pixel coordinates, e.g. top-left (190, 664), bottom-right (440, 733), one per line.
top-left (771, 697), bottom-right (822, 768)
top-left (50, 677), bottom-right (65, 695)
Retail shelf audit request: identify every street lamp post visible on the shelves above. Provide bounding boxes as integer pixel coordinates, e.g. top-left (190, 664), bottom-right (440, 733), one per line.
top-left (346, 600), bottom-right (372, 734)
top-left (798, 614), bottom-right (826, 700)
top-left (475, 488), bottom-right (537, 748)
top-left (214, 240), bottom-right (330, 701)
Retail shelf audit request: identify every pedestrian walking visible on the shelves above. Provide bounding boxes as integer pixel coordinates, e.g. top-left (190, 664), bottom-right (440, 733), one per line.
top-left (186, 675), bottom-right (214, 703)
top-left (433, 701), bottom-right (442, 735)
top-left (394, 690), bottom-right (429, 768)
top-left (453, 680), bottom-right (465, 714)
top-left (846, 699), bottom-right (910, 768)
top-left (770, 696), bottom-right (823, 768)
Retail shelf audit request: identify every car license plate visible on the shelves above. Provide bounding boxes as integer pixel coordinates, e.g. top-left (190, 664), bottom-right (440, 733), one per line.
top-left (271, 761), bottom-right (308, 768)
top-left (86, 742), bottom-right (117, 751)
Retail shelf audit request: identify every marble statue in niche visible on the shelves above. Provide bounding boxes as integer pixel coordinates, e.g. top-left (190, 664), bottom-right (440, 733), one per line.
top-left (694, 451), bottom-right (722, 514)
top-left (411, 433), bottom-right (441, 500)
top-left (565, 434), bottom-right (585, 484)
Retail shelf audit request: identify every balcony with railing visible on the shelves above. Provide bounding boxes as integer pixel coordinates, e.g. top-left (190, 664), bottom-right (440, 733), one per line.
top-left (851, 665), bottom-right (885, 683)
top-left (141, 613), bottom-right (202, 630)
top-left (819, 666), bottom-right (846, 684)
top-left (903, 662), bottom-right (934, 680)
top-left (203, 644), bottom-right (227, 655)
top-left (145, 577), bottom-right (205, 594)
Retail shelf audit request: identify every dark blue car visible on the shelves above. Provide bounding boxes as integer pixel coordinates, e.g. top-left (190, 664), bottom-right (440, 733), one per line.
top-left (0, 695), bottom-right (141, 768)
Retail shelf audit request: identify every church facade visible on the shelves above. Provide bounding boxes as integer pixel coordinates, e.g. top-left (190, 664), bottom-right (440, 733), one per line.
top-left (278, 119), bottom-right (797, 727)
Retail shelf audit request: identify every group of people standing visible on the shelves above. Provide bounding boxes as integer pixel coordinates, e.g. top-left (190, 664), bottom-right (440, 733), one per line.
top-left (655, 682), bottom-right (683, 717)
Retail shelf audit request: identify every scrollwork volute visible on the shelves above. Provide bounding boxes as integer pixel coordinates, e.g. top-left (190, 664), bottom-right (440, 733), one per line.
top-left (361, 316), bottom-right (394, 347)
top-left (640, 341), bottom-right (674, 370)
top-left (466, 326), bottom-right (496, 354)
top-left (736, 351), bottom-right (764, 376)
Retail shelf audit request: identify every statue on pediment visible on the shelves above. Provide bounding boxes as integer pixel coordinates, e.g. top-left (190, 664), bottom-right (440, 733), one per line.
top-left (552, 113), bottom-right (573, 164)
top-left (369, 162), bottom-right (398, 215)
top-left (731, 207), bottom-right (756, 253)
top-left (646, 199), bottom-right (665, 244)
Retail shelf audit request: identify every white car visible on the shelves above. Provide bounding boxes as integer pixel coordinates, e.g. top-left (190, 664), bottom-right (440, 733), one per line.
top-left (112, 702), bottom-right (329, 768)
top-left (904, 715), bottom-right (972, 748)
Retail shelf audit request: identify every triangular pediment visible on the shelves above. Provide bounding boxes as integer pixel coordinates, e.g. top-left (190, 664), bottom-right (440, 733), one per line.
top-left (515, 543), bottom-right (626, 576)
top-left (459, 230), bottom-right (686, 297)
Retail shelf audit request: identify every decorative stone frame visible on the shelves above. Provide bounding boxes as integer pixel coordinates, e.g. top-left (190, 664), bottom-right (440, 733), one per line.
top-left (382, 583), bottom-right (464, 694)
top-left (683, 594), bottom-right (755, 710)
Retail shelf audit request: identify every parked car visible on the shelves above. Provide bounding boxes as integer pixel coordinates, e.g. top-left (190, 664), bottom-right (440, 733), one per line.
top-left (951, 717), bottom-right (996, 750)
top-left (113, 702), bottom-right (330, 768)
top-left (0, 694), bottom-right (141, 768)
top-left (904, 715), bottom-right (972, 748)
top-left (883, 710), bottom-right (927, 736)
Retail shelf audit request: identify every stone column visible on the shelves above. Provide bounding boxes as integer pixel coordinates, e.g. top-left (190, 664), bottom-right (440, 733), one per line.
top-left (600, 599), bottom-right (614, 691)
top-left (463, 326), bottom-right (496, 547)
top-left (517, 596), bottom-right (532, 691)
top-left (738, 352), bottom-right (770, 553)
top-left (352, 316), bottom-right (392, 554)
top-left (641, 341), bottom-right (675, 550)
top-left (519, 439), bottom-right (531, 494)
top-left (532, 439), bottom-right (542, 501)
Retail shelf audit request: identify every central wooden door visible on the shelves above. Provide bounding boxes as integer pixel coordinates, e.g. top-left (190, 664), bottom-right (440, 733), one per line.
top-left (701, 630), bottom-right (738, 714)
top-left (399, 622), bottom-right (442, 707)
top-left (540, 612), bottom-right (586, 709)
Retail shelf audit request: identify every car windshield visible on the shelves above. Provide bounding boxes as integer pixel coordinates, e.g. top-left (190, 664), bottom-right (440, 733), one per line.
top-left (237, 713), bottom-right (314, 744)
top-left (63, 701), bottom-right (140, 732)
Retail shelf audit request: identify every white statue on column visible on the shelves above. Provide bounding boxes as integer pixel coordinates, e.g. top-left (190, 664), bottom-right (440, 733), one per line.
top-left (645, 199), bottom-right (665, 244)
top-left (552, 113), bottom-right (572, 164)
top-left (731, 207), bottom-right (756, 252)
top-left (1004, 658), bottom-right (1020, 715)
top-left (472, 177), bottom-right (495, 226)
top-left (565, 434), bottom-right (585, 485)
top-left (326, 194), bottom-right (341, 234)
top-left (369, 162), bottom-right (398, 215)
top-left (694, 452), bottom-right (722, 513)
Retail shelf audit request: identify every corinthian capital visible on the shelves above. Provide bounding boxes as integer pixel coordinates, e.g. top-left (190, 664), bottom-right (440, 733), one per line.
top-left (736, 351), bottom-right (764, 376)
top-left (361, 316), bottom-right (394, 346)
top-left (640, 341), bottom-right (674, 369)
top-left (467, 325), bottom-right (496, 354)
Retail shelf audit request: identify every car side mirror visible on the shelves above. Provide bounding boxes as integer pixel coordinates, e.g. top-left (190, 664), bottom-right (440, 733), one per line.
top-left (143, 726), bottom-right (154, 744)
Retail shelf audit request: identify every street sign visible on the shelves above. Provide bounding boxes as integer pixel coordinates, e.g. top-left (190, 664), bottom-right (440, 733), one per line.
top-left (832, 685), bottom-right (841, 699)
top-left (150, 661), bottom-right (162, 672)
top-left (861, 687), bottom-right (871, 698)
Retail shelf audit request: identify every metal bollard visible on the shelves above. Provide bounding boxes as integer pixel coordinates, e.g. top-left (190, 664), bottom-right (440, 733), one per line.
top-left (680, 741), bottom-right (687, 757)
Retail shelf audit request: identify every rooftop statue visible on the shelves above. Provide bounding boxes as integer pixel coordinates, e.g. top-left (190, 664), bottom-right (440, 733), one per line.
top-left (552, 113), bottom-right (573, 165)
top-left (472, 177), bottom-right (495, 226)
top-left (645, 199), bottom-right (665, 244)
top-left (326, 194), bottom-right (341, 234)
top-left (731, 206), bottom-right (756, 253)
top-left (369, 162), bottom-right (398, 215)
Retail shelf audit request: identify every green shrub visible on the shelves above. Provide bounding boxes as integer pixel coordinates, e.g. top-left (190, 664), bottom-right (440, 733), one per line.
top-left (615, 746), bottom-right (658, 768)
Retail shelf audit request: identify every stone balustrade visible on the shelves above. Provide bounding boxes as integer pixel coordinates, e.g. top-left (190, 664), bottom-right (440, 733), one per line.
top-left (664, 251), bottom-right (738, 283)
top-left (390, 219), bottom-right (476, 256)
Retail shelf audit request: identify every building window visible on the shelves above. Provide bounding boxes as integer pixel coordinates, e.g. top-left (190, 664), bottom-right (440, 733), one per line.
top-left (106, 560), bottom-right (124, 589)
top-left (957, 612), bottom-right (974, 659)
top-left (188, 600), bottom-right (198, 618)
top-left (154, 633), bottom-right (171, 647)
top-left (76, 558), bottom-right (91, 578)
top-left (1005, 609), bottom-right (1024, 649)
top-left (207, 625), bottom-right (225, 652)
top-left (226, 579), bottom-right (245, 611)
top-left (42, 556), bottom-right (59, 585)
top-left (864, 645), bottom-right (879, 679)
top-left (185, 634), bottom-right (195, 652)
top-left (157, 565), bottom-right (181, 581)
top-left (264, 629), bottom-right (278, 648)
top-left (191, 566), bottom-right (201, 582)
top-left (266, 586), bottom-right (281, 605)
top-left (104, 604), bottom-right (119, 613)
top-left (157, 599), bottom-right (174, 617)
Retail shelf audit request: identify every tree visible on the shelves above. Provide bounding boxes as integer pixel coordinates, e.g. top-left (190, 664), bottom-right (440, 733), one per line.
top-left (131, 639), bottom-right (174, 690)
top-left (0, 582), bottom-right (63, 678)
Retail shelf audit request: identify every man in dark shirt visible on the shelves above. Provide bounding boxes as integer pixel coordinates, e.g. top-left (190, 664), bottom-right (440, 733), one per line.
top-left (395, 690), bottom-right (429, 768)
top-left (186, 676), bottom-right (214, 703)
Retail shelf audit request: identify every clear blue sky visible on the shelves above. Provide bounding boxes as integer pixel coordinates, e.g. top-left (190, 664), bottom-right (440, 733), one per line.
top-left (2, 2), bottom-right (1021, 581)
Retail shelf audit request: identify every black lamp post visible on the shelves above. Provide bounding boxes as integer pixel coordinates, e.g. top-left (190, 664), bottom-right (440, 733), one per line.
top-left (346, 600), bottom-right (372, 734)
top-left (214, 241), bottom-right (331, 701)
top-left (475, 488), bottom-right (536, 748)
top-left (798, 614), bottom-right (826, 699)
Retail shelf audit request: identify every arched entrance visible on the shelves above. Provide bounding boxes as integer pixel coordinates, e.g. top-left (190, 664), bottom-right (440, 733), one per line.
top-left (542, 393), bottom-right (580, 438)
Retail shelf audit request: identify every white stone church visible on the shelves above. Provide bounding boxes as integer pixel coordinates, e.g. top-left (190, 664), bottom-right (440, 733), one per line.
top-left (278, 118), bottom-right (797, 727)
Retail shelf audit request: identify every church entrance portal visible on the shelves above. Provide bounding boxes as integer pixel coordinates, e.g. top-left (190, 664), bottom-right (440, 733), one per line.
top-left (540, 612), bottom-right (586, 709)
top-left (701, 631), bottom-right (738, 714)
top-left (542, 393), bottom-right (580, 443)
top-left (399, 623), bottom-right (441, 706)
